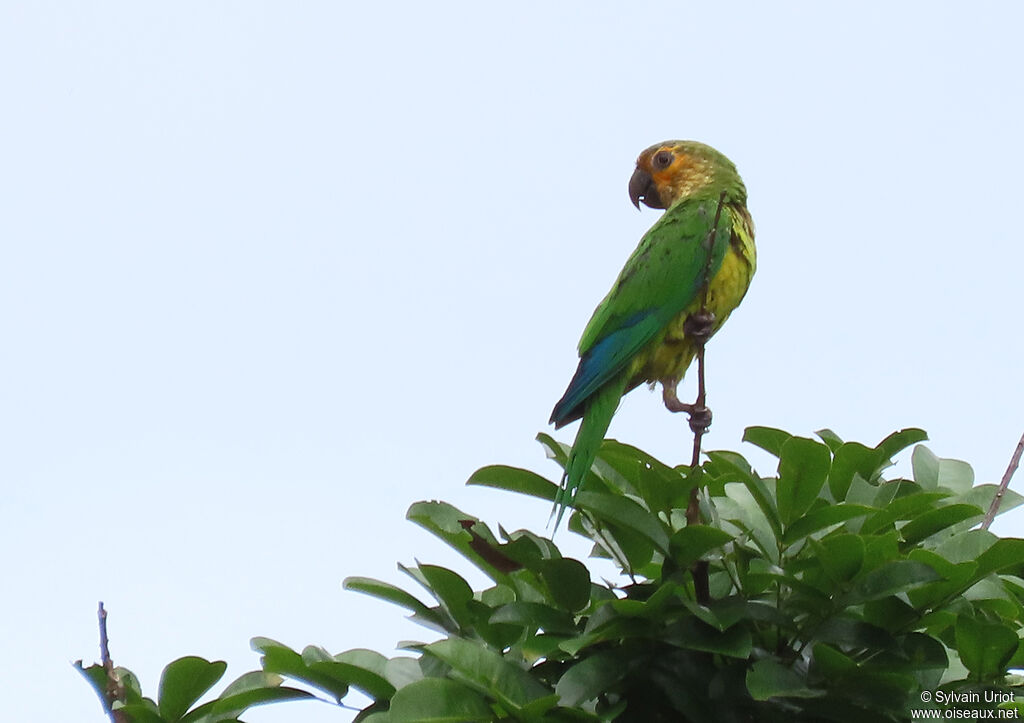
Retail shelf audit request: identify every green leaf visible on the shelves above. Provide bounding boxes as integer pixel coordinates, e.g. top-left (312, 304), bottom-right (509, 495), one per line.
top-left (572, 491), bottom-right (670, 553)
top-left (307, 649), bottom-right (396, 701)
top-left (844, 560), bottom-right (940, 604)
top-left (955, 615), bottom-right (1019, 681)
top-left (406, 501), bottom-right (515, 582)
top-left (533, 558), bottom-right (591, 613)
top-left (743, 426), bottom-right (792, 457)
top-left (112, 702), bottom-right (166, 723)
top-left (810, 534), bottom-right (865, 583)
top-left (912, 445), bottom-right (940, 490)
top-left (251, 638), bottom-right (350, 700)
top-left (423, 639), bottom-right (550, 711)
top-left (815, 428), bottom-right (844, 452)
top-left (555, 650), bottom-right (630, 707)
top-left (811, 643), bottom-right (857, 678)
top-left (343, 577), bottom-right (439, 621)
top-left (912, 446), bottom-right (974, 494)
top-left (974, 538), bottom-right (1024, 579)
top-left (490, 602), bottom-right (577, 635)
top-left (74, 662), bottom-right (113, 711)
top-left (776, 437), bottom-right (831, 525)
top-left (158, 656), bottom-right (227, 722)
top-left (669, 525), bottom-right (733, 567)
top-left (666, 617), bottom-right (752, 658)
top-left (783, 504), bottom-right (873, 543)
top-left (874, 428), bottom-right (928, 466)
top-left (389, 677), bottom-right (493, 722)
top-left (746, 659), bottom-right (823, 700)
top-left (708, 450), bottom-right (782, 540)
top-left (466, 465), bottom-right (557, 502)
top-left (828, 442), bottom-right (875, 501)
top-left (418, 565), bottom-right (475, 628)
top-left (860, 492), bottom-right (950, 536)
top-left (899, 504), bottom-right (983, 546)
top-left (180, 672), bottom-right (312, 723)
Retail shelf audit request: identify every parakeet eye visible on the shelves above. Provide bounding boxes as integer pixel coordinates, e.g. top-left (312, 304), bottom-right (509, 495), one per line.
top-left (653, 150), bottom-right (674, 170)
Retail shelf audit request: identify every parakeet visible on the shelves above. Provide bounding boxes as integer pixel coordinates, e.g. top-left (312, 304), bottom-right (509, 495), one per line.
top-left (549, 140), bottom-right (756, 526)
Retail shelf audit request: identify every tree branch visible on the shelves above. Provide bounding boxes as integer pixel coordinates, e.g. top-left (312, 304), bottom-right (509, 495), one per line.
top-left (98, 602), bottom-right (128, 723)
top-left (684, 190), bottom-right (728, 603)
top-left (981, 432), bottom-right (1024, 530)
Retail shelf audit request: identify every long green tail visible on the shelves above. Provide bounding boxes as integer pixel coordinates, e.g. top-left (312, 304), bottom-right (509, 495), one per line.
top-left (552, 374), bottom-right (629, 529)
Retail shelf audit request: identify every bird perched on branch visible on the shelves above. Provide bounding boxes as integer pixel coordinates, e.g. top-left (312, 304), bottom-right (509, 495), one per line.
top-left (549, 140), bottom-right (756, 526)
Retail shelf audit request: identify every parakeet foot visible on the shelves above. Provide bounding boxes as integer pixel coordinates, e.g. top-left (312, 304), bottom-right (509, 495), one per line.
top-left (662, 384), bottom-right (713, 433)
top-left (683, 310), bottom-right (716, 343)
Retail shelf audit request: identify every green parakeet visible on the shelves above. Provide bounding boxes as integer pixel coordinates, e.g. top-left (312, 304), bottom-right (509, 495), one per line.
top-left (550, 140), bottom-right (756, 526)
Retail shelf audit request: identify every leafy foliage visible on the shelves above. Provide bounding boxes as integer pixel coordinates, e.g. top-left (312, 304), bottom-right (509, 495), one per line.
top-left (78, 428), bottom-right (1024, 721)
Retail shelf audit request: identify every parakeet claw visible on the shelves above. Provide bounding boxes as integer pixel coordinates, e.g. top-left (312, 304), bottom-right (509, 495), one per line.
top-left (684, 310), bottom-right (716, 343)
top-left (662, 384), bottom-right (713, 433)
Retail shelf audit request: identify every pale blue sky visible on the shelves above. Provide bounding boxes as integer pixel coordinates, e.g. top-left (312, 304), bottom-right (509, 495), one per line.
top-left (2, 3), bottom-right (1023, 721)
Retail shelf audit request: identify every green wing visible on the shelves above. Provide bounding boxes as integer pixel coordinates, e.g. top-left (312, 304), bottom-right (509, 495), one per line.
top-left (550, 197), bottom-right (733, 427)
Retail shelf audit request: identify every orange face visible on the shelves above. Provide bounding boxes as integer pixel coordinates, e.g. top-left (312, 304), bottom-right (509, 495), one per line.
top-left (629, 142), bottom-right (715, 210)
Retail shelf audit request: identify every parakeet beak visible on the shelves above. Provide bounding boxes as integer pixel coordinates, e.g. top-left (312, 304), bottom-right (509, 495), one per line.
top-left (628, 167), bottom-right (664, 210)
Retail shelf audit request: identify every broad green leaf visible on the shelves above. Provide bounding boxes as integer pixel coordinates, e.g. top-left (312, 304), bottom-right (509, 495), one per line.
top-left (860, 492), bottom-right (950, 535)
top-left (418, 565), bottom-right (475, 628)
top-left (810, 534), bottom-right (864, 583)
top-left (955, 616), bottom-right (1019, 680)
top-left (874, 429), bottom-right (928, 467)
top-left (912, 445), bottom-right (974, 494)
top-left (783, 504), bottom-right (873, 543)
top-left (815, 428), bottom-right (845, 452)
top-left (717, 482), bottom-right (778, 562)
top-left (811, 643), bottom-right (857, 678)
top-left (424, 638), bottom-right (550, 711)
top-left (389, 677), bottom-right (493, 722)
top-left (901, 633), bottom-right (948, 669)
top-left (844, 560), bottom-right (940, 604)
top-left (708, 450), bottom-right (782, 539)
top-left (308, 649), bottom-right (395, 701)
top-left (974, 538), bottom-right (1024, 579)
top-left (343, 577), bottom-right (438, 620)
top-left (180, 672), bottom-right (312, 723)
top-left (74, 663), bottom-right (113, 711)
top-left (912, 445), bottom-right (940, 490)
top-left (555, 651), bottom-right (629, 707)
top-left (828, 442), bottom-right (875, 501)
top-left (112, 702), bottom-right (166, 723)
top-left (572, 491), bottom-right (670, 553)
top-left (746, 659), bottom-right (823, 700)
top-left (406, 501), bottom-right (515, 583)
top-left (743, 426), bottom-right (792, 457)
top-left (597, 440), bottom-right (683, 514)
top-left (665, 617), bottom-right (752, 658)
top-left (813, 617), bottom-right (895, 650)
top-left (669, 525), bottom-right (733, 567)
top-left (777, 437), bottom-right (831, 525)
top-left (536, 558), bottom-right (591, 612)
top-left (466, 465), bottom-right (557, 501)
top-left (251, 638), bottom-right (350, 700)
top-left (490, 602), bottom-right (577, 635)
top-left (933, 529), bottom-right (997, 564)
top-left (158, 656), bottom-right (227, 722)
top-left (863, 595), bottom-right (919, 632)
top-left (899, 504), bottom-right (983, 546)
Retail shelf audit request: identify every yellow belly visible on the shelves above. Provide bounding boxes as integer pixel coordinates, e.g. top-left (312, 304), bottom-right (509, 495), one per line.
top-left (629, 219), bottom-right (756, 386)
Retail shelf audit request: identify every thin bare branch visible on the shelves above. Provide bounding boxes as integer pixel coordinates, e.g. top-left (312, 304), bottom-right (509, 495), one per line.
top-left (683, 190), bottom-right (728, 603)
top-left (98, 602), bottom-right (128, 723)
top-left (981, 432), bottom-right (1024, 530)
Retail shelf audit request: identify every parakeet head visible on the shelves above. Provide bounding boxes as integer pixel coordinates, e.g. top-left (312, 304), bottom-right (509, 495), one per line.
top-left (629, 140), bottom-right (745, 210)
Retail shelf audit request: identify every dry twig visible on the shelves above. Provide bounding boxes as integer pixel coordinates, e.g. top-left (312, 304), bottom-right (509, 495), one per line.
top-left (981, 432), bottom-right (1024, 530)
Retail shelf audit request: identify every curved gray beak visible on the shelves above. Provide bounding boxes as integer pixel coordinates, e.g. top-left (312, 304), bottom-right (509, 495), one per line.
top-left (628, 167), bottom-right (664, 209)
